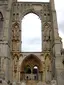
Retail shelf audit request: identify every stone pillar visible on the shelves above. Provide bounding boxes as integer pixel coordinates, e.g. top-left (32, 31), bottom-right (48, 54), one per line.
top-left (0, 41), bottom-right (10, 81)
top-left (0, 57), bottom-right (4, 79)
top-left (17, 65), bottom-right (20, 82)
top-left (50, 0), bottom-right (55, 10)
top-left (50, 1), bottom-right (63, 85)
top-left (4, 57), bottom-right (10, 82)
top-left (50, 0), bottom-right (62, 56)
top-left (8, 0), bottom-right (13, 10)
top-left (50, 0), bottom-right (59, 40)
top-left (3, 0), bottom-right (14, 82)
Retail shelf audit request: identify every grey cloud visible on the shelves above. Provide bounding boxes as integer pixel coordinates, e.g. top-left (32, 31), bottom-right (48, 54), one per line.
top-left (58, 21), bottom-right (64, 34)
top-left (24, 38), bottom-right (41, 44)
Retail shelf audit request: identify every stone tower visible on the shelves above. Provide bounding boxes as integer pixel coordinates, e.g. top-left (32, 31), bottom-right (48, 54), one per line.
top-left (0, 0), bottom-right (64, 85)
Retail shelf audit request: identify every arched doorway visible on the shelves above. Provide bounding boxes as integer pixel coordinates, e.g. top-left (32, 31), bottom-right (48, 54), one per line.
top-left (33, 66), bottom-right (38, 74)
top-left (20, 54), bottom-right (43, 81)
top-left (33, 66), bottom-right (39, 80)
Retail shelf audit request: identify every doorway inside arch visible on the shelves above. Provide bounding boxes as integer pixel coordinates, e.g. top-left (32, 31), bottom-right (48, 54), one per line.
top-left (20, 54), bottom-right (43, 81)
top-left (33, 66), bottom-right (38, 80)
top-left (33, 66), bottom-right (38, 74)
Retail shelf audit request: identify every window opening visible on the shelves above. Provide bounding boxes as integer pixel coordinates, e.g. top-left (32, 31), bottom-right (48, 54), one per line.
top-left (24, 65), bottom-right (31, 74)
top-left (33, 66), bottom-right (38, 74)
top-left (21, 13), bottom-right (42, 52)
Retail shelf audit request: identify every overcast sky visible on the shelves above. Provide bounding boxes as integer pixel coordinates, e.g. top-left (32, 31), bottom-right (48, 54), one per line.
top-left (18, 0), bottom-right (64, 52)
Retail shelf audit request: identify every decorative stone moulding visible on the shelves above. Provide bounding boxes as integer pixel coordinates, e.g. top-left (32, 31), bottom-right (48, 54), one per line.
top-left (12, 22), bottom-right (20, 41)
top-left (11, 51), bottom-right (21, 59)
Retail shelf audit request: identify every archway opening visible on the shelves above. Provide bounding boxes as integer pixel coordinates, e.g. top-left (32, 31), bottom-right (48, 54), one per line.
top-left (21, 13), bottom-right (42, 52)
top-left (33, 66), bottom-right (38, 74)
top-left (20, 54), bottom-right (43, 80)
top-left (24, 65), bottom-right (31, 74)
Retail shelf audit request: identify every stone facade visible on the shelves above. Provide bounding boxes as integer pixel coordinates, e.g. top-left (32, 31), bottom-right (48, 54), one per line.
top-left (0, 0), bottom-right (64, 85)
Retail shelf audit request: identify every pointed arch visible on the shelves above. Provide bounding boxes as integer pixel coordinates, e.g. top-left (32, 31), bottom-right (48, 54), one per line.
top-left (21, 13), bottom-right (42, 52)
top-left (20, 54), bottom-right (43, 72)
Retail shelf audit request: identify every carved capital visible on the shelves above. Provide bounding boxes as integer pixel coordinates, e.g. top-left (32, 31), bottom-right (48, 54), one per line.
top-left (11, 51), bottom-right (22, 59)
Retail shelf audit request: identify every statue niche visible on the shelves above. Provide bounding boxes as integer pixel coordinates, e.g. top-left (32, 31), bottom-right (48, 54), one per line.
top-left (12, 22), bottom-right (20, 51)
top-left (12, 22), bottom-right (19, 41)
top-left (43, 23), bottom-right (51, 51)
top-left (43, 22), bottom-right (51, 41)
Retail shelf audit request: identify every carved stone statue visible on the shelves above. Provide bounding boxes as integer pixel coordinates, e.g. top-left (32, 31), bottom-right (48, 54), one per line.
top-left (12, 23), bottom-right (19, 40)
top-left (14, 56), bottom-right (18, 73)
top-left (43, 23), bottom-right (51, 41)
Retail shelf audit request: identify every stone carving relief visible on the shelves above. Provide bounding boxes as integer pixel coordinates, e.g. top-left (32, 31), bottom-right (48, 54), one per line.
top-left (43, 23), bottom-right (51, 51)
top-left (45, 54), bottom-right (51, 83)
top-left (12, 52), bottom-right (21, 79)
top-left (13, 55), bottom-right (19, 73)
top-left (43, 12), bottom-right (51, 22)
top-left (43, 22), bottom-right (51, 41)
top-left (43, 4), bottom-right (50, 11)
top-left (12, 22), bottom-right (20, 51)
top-left (13, 54), bottom-right (19, 81)
top-left (12, 41), bottom-right (19, 51)
top-left (12, 22), bottom-right (19, 41)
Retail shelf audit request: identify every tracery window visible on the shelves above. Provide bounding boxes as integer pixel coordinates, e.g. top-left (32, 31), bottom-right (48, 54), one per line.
top-left (24, 65), bottom-right (31, 74)
top-left (21, 13), bottom-right (42, 52)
